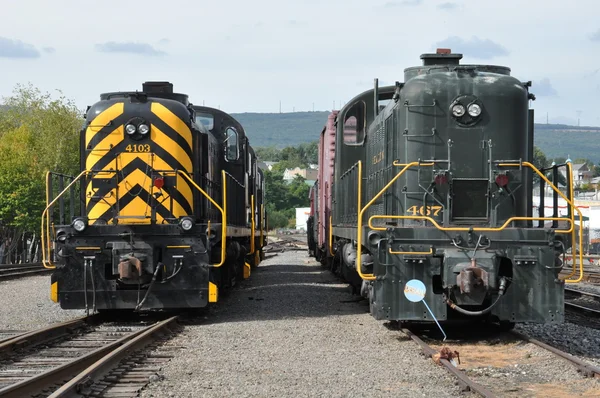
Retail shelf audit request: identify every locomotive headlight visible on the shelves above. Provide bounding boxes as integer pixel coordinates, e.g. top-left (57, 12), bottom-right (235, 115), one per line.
top-left (125, 124), bottom-right (137, 135)
top-left (179, 217), bottom-right (194, 231)
top-left (468, 103), bottom-right (482, 117)
top-left (451, 104), bottom-right (465, 117)
top-left (138, 124), bottom-right (150, 135)
top-left (72, 218), bottom-right (87, 232)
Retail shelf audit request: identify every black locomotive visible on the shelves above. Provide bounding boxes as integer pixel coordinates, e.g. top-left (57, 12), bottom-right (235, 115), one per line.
top-left (309, 49), bottom-right (582, 329)
top-left (42, 81), bottom-right (266, 312)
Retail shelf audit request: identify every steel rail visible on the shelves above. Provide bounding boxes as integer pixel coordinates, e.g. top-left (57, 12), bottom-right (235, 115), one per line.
top-left (48, 315), bottom-right (178, 397)
top-left (564, 287), bottom-right (600, 319)
top-left (511, 330), bottom-right (600, 378)
top-left (565, 287), bottom-right (600, 302)
top-left (0, 315), bottom-right (95, 358)
top-left (401, 328), bottom-right (497, 398)
top-left (0, 263), bottom-right (43, 269)
top-left (0, 316), bottom-right (176, 398)
top-left (0, 266), bottom-right (52, 281)
top-left (565, 302), bottom-right (600, 318)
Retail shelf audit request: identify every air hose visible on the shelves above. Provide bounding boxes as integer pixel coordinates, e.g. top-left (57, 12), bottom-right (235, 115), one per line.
top-left (134, 262), bottom-right (163, 311)
top-left (444, 277), bottom-right (508, 316)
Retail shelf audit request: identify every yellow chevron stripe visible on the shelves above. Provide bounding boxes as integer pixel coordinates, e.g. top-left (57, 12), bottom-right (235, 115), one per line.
top-left (151, 102), bottom-right (192, 150)
top-left (150, 153), bottom-right (193, 210)
top-left (85, 103), bottom-right (124, 148)
top-left (88, 187), bottom-right (117, 223)
top-left (151, 125), bottom-right (192, 171)
top-left (86, 126), bottom-right (124, 170)
top-left (87, 165), bottom-right (190, 223)
top-left (117, 196), bottom-right (157, 224)
top-left (116, 152), bottom-right (154, 172)
top-left (116, 151), bottom-right (192, 212)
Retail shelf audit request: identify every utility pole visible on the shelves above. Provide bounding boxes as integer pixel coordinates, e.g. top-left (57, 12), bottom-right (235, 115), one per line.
top-left (546, 112), bottom-right (548, 124)
top-left (576, 110), bottom-right (582, 126)
top-left (279, 101), bottom-right (281, 113)
top-left (312, 102), bottom-right (314, 112)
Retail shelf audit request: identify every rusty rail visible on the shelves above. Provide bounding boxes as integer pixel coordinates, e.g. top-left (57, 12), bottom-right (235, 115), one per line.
top-left (401, 328), bottom-right (497, 397)
top-left (511, 330), bottom-right (600, 378)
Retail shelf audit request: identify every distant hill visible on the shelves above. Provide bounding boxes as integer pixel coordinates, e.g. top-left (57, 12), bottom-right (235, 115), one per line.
top-left (232, 111), bottom-right (600, 163)
top-left (231, 111), bottom-right (329, 148)
top-left (535, 125), bottom-right (600, 162)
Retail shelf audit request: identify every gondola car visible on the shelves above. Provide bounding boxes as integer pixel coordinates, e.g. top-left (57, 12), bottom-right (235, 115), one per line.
top-left (42, 81), bottom-right (266, 312)
top-left (310, 49), bottom-right (583, 329)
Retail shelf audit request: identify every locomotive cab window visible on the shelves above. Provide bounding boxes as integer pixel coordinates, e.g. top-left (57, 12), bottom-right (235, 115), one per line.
top-left (195, 112), bottom-right (214, 131)
top-left (225, 127), bottom-right (239, 161)
top-left (343, 101), bottom-right (366, 145)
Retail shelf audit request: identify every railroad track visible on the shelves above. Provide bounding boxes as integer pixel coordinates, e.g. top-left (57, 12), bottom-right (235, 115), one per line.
top-left (263, 234), bottom-right (308, 255)
top-left (0, 313), bottom-right (180, 397)
top-left (393, 323), bottom-right (600, 397)
top-left (564, 287), bottom-right (600, 329)
top-left (0, 263), bottom-right (52, 281)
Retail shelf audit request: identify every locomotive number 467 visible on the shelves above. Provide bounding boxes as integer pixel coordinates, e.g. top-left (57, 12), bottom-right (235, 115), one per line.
top-left (406, 205), bottom-right (443, 216)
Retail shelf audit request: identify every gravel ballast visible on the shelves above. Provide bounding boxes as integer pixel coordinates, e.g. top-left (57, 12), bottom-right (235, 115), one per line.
top-left (0, 274), bottom-right (86, 330)
top-left (140, 251), bottom-right (466, 398)
top-left (516, 280), bottom-right (600, 368)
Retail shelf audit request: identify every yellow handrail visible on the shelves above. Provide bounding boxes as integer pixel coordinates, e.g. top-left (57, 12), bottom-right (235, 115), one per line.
top-left (41, 170), bottom-right (93, 269)
top-left (250, 195), bottom-right (255, 255)
top-left (177, 170), bottom-right (227, 267)
top-left (389, 247), bottom-right (433, 255)
top-left (42, 169), bottom-right (229, 269)
top-left (328, 215), bottom-right (334, 256)
top-left (354, 160), bottom-right (583, 283)
top-left (369, 215), bottom-right (573, 233)
top-left (260, 204), bottom-right (264, 248)
top-left (499, 162), bottom-right (582, 283)
top-left (357, 161), bottom-right (434, 280)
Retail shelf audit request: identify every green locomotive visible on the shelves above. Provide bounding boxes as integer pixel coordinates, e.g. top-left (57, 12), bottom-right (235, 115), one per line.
top-left (310, 49), bottom-right (582, 328)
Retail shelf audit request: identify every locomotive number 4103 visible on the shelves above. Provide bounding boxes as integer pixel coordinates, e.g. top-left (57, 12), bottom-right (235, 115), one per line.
top-left (125, 144), bottom-right (151, 153)
top-left (406, 205), bottom-right (443, 216)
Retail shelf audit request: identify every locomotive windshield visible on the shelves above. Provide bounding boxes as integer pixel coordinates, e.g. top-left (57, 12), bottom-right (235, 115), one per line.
top-left (195, 112), bottom-right (214, 131)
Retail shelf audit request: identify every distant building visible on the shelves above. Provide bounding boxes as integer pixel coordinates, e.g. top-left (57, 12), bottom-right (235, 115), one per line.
top-left (257, 161), bottom-right (278, 171)
top-left (283, 167), bottom-right (318, 181)
top-left (295, 207), bottom-right (311, 231)
top-left (560, 162), bottom-right (593, 188)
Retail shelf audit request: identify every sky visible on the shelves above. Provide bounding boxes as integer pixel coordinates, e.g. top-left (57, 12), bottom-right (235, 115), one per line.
top-left (1, 0), bottom-right (599, 126)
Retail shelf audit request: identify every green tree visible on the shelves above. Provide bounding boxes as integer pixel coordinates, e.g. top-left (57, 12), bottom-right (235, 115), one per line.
top-left (533, 146), bottom-right (549, 170)
top-left (0, 83), bottom-right (81, 261)
top-left (287, 175), bottom-right (310, 208)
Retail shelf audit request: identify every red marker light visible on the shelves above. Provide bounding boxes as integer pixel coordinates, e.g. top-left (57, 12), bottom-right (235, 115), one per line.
top-left (495, 174), bottom-right (509, 187)
top-left (154, 177), bottom-right (165, 189)
top-left (434, 174), bottom-right (447, 185)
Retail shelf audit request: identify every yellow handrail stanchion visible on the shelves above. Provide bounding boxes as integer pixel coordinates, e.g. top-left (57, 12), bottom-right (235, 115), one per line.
top-left (250, 195), bottom-right (255, 255)
top-left (41, 170), bottom-right (92, 269)
top-left (498, 162), bottom-right (583, 283)
top-left (177, 170), bottom-right (226, 267)
top-left (260, 204), bottom-right (264, 248)
top-left (356, 161), bottom-right (435, 280)
top-left (328, 215), bottom-right (334, 256)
